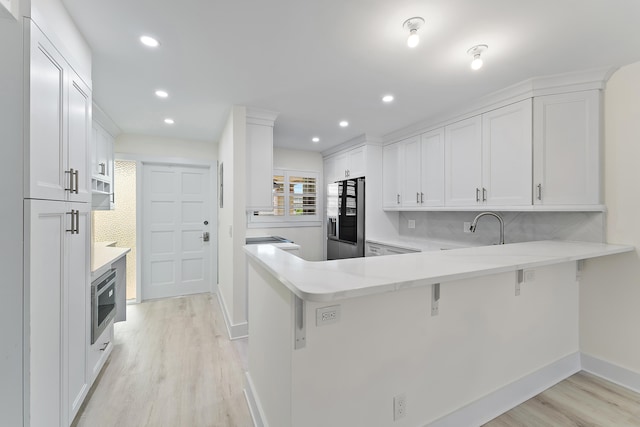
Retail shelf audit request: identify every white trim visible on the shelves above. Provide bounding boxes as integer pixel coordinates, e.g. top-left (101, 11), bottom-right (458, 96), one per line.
top-left (429, 352), bottom-right (580, 427)
top-left (383, 205), bottom-right (607, 213)
top-left (247, 221), bottom-right (322, 229)
top-left (321, 133), bottom-right (382, 158)
top-left (244, 372), bottom-right (267, 427)
top-left (581, 353), bottom-right (640, 394)
top-left (215, 291), bottom-right (248, 340)
top-left (92, 102), bottom-right (122, 137)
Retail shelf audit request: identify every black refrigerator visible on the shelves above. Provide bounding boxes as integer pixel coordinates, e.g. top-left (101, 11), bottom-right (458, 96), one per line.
top-left (326, 177), bottom-right (365, 260)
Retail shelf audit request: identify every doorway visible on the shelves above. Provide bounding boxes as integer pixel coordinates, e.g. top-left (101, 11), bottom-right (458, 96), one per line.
top-left (141, 163), bottom-right (214, 300)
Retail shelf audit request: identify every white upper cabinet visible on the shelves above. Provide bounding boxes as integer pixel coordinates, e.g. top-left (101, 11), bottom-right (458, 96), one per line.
top-left (246, 109), bottom-right (278, 212)
top-left (445, 116), bottom-right (483, 206)
top-left (91, 122), bottom-right (115, 209)
top-left (27, 22), bottom-right (91, 203)
top-left (402, 136), bottom-right (422, 208)
top-left (382, 142), bottom-right (402, 208)
top-left (399, 130), bottom-right (445, 208)
top-left (482, 99), bottom-right (532, 206)
top-left (327, 146), bottom-right (366, 182)
top-left (533, 90), bottom-right (601, 205)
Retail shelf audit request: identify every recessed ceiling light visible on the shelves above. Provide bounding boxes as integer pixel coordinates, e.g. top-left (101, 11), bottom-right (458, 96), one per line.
top-left (312, 137), bottom-right (320, 143)
top-left (339, 121), bottom-right (349, 128)
top-left (382, 95), bottom-right (394, 103)
top-left (155, 90), bottom-right (169, 98)
top-left (140, 35), bottom-right (160, 47)
top-left (164, 118), bottom-right (175, 124)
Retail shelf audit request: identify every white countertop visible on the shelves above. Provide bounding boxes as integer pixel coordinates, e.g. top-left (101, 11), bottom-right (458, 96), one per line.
top-left (91, 245), bottom-right (131, 277)
top-left (244, 240), bottom-right (634, 302)
top-left (366, 236), bottom-right (475, 252)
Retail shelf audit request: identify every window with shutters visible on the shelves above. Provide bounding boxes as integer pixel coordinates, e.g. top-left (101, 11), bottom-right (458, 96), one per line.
top-left (249, 170), bottom-right (321, 227)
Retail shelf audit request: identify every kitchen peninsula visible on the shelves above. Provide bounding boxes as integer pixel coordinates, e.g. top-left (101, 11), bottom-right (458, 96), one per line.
top-left (244, 241), bottom-right (633, 427)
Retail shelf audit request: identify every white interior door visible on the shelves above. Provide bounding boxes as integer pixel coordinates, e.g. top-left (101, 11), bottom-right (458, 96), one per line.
top-left (142, 164), bottom-right (212, 300)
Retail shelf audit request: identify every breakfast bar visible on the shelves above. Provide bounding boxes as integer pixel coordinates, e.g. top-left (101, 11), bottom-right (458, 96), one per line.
top-left (243, 240), bottom-right (633, 427)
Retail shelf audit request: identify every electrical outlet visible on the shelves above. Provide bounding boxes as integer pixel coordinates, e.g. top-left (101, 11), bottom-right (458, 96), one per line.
top-left (463, 222), bottom-right (471, 233)
top-left (316, 305), bottom-right (340, 326)
top-left (525, 269), bottom-right (536, 282)
top-left (408, 219), bottom-right (416, 229)
top-left (393, 394), bottom-right (406, 421)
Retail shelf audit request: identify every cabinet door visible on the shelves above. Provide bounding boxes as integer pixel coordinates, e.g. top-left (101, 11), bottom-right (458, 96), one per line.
top-left (445, 116), bottom-right (482, 206)
top-left (67, 71), bottom-right (92, 203)
top-left (533, 91), bottom-right (601, 205)
top-left (382, 142), bottom-right (402, 208)
top-left (482, 100), bottom-right (532, 206)
top-left (28, 24), bottom-right (68, 201)
top-left (421, 128), bottom-right (445, 207)
top-left (333, 153), bottom-right (348, 180)
top-left (246, 123), bottom-right (274, 211)
top-left (347, 146), bottom-right (365, 178)
top-left (324, 156), bottom-right (337, 185)
top-left (25, 200), bottom-right (66, 427)
top-left (66, 203), bottom-right (90, 421)
top-left (402, 136), bottom-right (422, 207)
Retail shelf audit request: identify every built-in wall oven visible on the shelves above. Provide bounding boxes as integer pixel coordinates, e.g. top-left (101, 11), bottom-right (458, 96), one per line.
top-left (91, 269), bottom-right (117, 344)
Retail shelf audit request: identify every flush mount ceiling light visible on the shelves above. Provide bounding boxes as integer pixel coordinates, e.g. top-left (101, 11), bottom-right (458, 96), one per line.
top-left (140, 35), bottom-right (160, 47)
top-left (155, 90), bottom-right (169, 98)
top-left (467, 44), bottom-right (488, 70)
top-left (403, 17), bottom-right (425, 48)
top-left (164, 118), bottom-right (175, 124)
top-left (382, 94), bottom-right (394, 103)
top-left (339, 120), bottom-right (349, 128)
top-left (312, 137), bottom-right (320, 143)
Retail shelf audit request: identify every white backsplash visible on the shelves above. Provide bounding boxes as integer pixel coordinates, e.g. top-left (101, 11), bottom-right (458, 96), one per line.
top-left (398, 211), bottom-right (605, 246)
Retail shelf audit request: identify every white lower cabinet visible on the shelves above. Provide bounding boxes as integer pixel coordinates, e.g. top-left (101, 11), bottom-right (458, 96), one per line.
top-left (88, 322), bottom-right (114, 384)
top-left (365, 241), bottom-right (420, 256)
top-left (25, 199), bottom-right (89, 427)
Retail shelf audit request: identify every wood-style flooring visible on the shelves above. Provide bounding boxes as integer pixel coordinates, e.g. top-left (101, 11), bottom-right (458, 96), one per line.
top-left (72, 294), bottom-right (253, 427)
top-left (73, 293), bottom-right (640, 427)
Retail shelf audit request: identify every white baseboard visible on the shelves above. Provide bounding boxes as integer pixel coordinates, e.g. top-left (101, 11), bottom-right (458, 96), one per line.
top-left (428, 352), bottom-right (581, 427)
top-left (244, 372), bottom-right (267, 427)
top-left (581, 353), bottom-right (640, 394)
top-left (215, 291), bottom-right (248, 340)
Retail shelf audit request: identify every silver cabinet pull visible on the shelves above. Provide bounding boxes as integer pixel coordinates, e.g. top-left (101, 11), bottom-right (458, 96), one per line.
top-left (476, 188), bottom-right (480, 202)
top-left (99, 162), bottom-right (106, 175)
top-left (66, 210), bottom-right (76, 234)
top-left (65, 168), bottom-right (75, 192)
top-left (482, 187), bottom-right (487, 202)
top-left (75, 210), bottom-right (80, 234)
top-left (111, 192), bottom-right (115, 204)
top-left (73, 169), bottom-right (79, 194)
top-left (99, 341), bottom-right (109, 351)
top-left (397, 194), bottom-right (400, 204)
top-left (421, 192), bottom-right (424, 204)
top-left (416, 192), bottom-right (420, 203)
top-left (537, 183), bottom-right (542, 200)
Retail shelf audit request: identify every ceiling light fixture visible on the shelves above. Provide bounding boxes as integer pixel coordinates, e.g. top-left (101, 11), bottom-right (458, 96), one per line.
top-left (339, 121), bottom-right (349, 128)
top-left (140, 35), bottom-right (160, 47)
top-left (467, 44), bottom-right (488, 70)
top-left (382, 95), bottom-right (394, 103)
top-left (164, 118), bottom-right (175, 124)
top-left (155, 90), bottom-right (169, 98)
top-left (312, 137), bottom-right (320, 143)
top-left (403, 17), bottom-right (425, 48)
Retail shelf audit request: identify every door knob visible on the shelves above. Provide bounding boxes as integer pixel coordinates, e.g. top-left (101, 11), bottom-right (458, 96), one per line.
top-left (201, 231), bottom-right (210, 242)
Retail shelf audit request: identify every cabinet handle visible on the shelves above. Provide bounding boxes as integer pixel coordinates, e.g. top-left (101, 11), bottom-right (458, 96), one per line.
top-left (397, 194), bottom-right (400, 204)
top-left (66, 210), bottom-right (76, 234)
top-left (75, 210), bottom-right (80, 234)
top-left (537, 183), bottom-right (542, 200)
top-left (421, 192), bottom-right (424, 204)
top-left (482, 187), bottom-right (487, 202)
top-left (99, 341), bottom-right (109, 351)
top-left (111, 192), bottom-right (115, 204)
top-left (99, 162), bottom-right (106, 175)
top-left (73, 169), bottom-right (79, 194)
top-left (65, 168), bottom-right (75, 192)
top-left (476, 188), bottom-right (480, 202)
top-left (416, 192), bottom-right (420, 203)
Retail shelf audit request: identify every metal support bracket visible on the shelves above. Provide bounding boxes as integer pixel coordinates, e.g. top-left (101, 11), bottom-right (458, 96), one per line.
top-left (294, 296), bottom-right (306, 349)
top-left (516, 269), bottom-right (524, 296)
top-left (576, 259), bottom-right (585, 281)
top-left (431, 283), bottom-right (440, 316)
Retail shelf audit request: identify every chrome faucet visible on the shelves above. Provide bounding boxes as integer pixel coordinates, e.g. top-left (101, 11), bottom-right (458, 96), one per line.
top-left (469, 212), bottom-right (505, 245)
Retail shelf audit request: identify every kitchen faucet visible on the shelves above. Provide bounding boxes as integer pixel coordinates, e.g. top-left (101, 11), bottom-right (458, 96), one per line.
top-left (469, 212), bottom-right (505, 245)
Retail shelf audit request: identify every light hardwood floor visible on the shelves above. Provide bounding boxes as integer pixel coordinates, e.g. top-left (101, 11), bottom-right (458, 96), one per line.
top-left (72, 294), bottom-right (253, 427)
top-left (73, 293), bottom-right (640, 427)
top-left (485, 371), bottom-right (640, 426)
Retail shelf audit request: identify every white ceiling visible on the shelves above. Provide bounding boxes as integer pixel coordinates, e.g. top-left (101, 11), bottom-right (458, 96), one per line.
top-left (61, 0), bottom-right (640, 152)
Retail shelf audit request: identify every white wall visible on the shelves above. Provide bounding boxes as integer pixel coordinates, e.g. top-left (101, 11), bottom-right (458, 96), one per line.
top-left (0, 5), bottom-right (27, 425)
top-left (116, 133), bottom-right (217, 160)
top-left (580, 61), bottom-right (640, 374)
top-left (247, 148), bottom-right (324, 261)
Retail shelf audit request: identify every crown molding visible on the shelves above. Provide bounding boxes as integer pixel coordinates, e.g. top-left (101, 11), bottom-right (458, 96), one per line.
top-left (246, 107), bottom-right (279, 126)
top-left (92, 102), bottom-right (122, 137)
